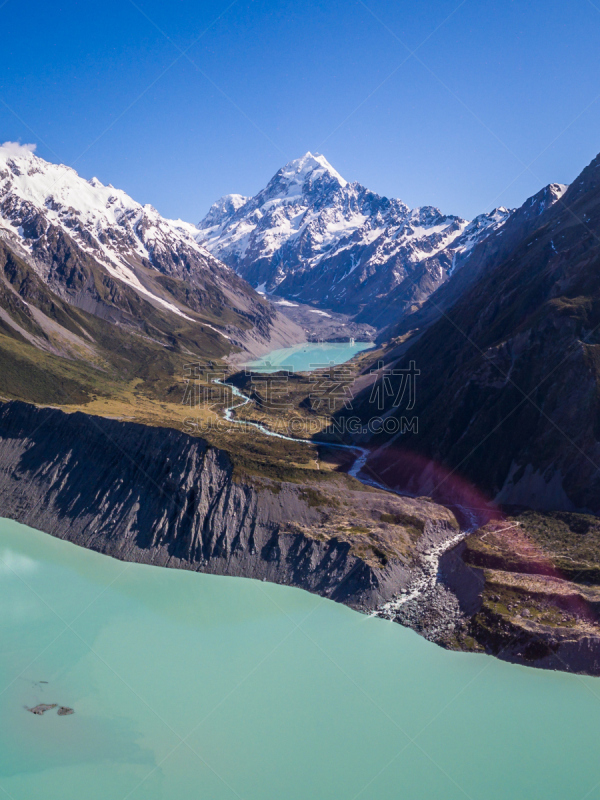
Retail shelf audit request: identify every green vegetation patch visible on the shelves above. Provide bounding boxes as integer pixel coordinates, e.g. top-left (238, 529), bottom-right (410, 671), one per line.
top-left (299, 487), bottom-right (340, 509)
top-left (507, 509), bottom-right (600, 585)
top-left (380, 511), bottom-right (425, 542)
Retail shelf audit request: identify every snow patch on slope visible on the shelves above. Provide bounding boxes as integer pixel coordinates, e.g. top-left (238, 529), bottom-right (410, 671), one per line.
top-left (0, 142), bottom-right (219, 320)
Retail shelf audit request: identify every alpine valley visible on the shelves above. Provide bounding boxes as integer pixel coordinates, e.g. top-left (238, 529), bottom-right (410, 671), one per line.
top-left (4, 140), bottom-right (600, 678)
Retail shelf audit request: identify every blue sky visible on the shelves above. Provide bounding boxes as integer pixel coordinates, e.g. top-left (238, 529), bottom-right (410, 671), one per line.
top-left (1, 0), bottom-right (600, 222)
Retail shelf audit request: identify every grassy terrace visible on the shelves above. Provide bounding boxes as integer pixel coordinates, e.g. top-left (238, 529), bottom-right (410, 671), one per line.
top-left (454, 510), bottom-right (600, 655)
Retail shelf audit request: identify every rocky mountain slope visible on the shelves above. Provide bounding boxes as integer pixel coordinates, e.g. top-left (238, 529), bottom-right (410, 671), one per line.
top-left (198, 153), bottom-right (509, 326)
top-left (382, 181), bottom-right (567, 343)
top-left (438, 511), bottom-right (600, 675)
top-left (0, 400), bottom-right (457, 610)
top-left (353, 150), bottom-right (600, 514)
top-left (0, 142), bottom-right (304, 405)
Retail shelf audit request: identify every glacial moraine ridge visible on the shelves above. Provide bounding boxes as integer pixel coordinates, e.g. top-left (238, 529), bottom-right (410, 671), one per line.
top-left (0, 401), bottom-right (454, 609)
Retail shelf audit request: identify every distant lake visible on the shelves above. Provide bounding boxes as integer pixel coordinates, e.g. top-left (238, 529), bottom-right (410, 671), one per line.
top-left (244, 341), bottom-right (374, 373)
top-left (2, 517), bottom-right (600, 799)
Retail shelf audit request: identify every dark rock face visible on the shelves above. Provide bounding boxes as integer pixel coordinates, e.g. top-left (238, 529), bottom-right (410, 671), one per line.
top-left (438, 541), bottom-right (486, 617)
top-left (383, 182), bottom-right (567, 342)
top-left (0, 402), bottom-right (409, 609)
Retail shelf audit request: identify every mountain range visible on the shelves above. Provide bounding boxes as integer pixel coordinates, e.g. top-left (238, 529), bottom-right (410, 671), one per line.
top-left (197, 152), bottom-right (511, 326)
top-left (0, 140), bottom-right (584, 440)
top-left (197, 145), bottom-right (600, 517)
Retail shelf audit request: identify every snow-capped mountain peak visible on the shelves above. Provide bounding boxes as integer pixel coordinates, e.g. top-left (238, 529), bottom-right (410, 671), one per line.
top-left (259, 151), bottom-right (346, 206)
top-left (0, 142), bottom-right (201, 249)
top-left (197, 152), bottom-right (512, 323)
top-left (277, 151), bottom-right (347, 190)
top-left (201, 193), bottom-right (249, 230)
top-left (0, 142), bottom-right (304, 367)
top-left (0, 141), bottom-right (227, 319)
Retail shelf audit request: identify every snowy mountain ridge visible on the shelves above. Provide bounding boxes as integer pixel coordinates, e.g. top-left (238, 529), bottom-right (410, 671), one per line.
top-left (197, 152), bottom-right (512, 323)
top-left (0, 141), bottom-right (224, 319)
top-left (0, 141), bottom-right (302, 358)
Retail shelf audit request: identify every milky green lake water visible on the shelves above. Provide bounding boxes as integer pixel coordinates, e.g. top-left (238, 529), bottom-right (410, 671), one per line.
top-left (244, 341), bottom-right (374, 373)
top-left (2, 516), bottom-right (600, 800)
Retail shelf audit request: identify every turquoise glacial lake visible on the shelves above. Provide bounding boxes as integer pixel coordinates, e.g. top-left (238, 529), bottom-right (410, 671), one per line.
top-left (244, 341), bottom-right (374, 373)
top-left (1, 516), bottom-right (600, 800)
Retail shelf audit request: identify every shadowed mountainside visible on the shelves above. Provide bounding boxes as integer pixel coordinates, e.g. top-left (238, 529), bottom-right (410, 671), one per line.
top-left (352, 152), bottom-right (600, 513)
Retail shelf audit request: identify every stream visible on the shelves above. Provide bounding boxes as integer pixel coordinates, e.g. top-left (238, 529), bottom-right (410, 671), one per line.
top-left (219, 376), bottom-right (479, 616)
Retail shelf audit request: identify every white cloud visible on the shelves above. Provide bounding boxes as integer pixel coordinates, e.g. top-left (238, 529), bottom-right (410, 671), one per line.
top-left (0, 141), bottom-right (37, 157)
